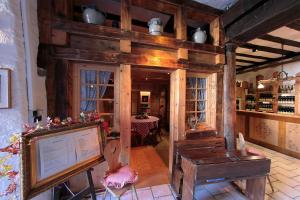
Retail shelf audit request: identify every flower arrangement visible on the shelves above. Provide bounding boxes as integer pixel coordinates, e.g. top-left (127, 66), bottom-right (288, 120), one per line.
top-left (0, 134), bottom-right (20, 198)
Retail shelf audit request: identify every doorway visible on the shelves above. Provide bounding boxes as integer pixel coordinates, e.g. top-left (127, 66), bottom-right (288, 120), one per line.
top-left (129, 68), bottom-right (171, 188)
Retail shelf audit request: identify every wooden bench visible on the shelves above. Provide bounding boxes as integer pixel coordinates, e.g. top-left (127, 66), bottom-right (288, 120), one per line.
top-left (171, 136), bottom-right (226, 197)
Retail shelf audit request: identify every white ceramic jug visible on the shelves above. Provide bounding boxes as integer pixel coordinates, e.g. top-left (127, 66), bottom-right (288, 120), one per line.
top-left (148, 18), bottom-right (163, 35)
top-left (192, 27), bottom-right (207, 43)
top-left (82, 6), bottom-right (105, 25)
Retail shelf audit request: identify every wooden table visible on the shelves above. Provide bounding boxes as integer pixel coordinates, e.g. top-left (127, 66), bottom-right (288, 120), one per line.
top-left (180, 149), bottom-right (270, 200)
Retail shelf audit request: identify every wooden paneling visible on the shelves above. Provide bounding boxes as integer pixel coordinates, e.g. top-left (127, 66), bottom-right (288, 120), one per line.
top-left (237, 111), bottom-right (300, 159)
top-left (249, 117), bottom-right (279, 146)
top-left (70, 35), bottom-right (120, 52)
top-left (286, 122), bottom-right (300, 153)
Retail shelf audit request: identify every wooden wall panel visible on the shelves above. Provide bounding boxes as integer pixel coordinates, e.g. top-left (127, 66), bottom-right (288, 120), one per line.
top-left (169, 69), bottom-right (186, 175)
top-left (286, 122), bottom-right (300, 153)
top-left (70, 35), bottom-right (120, 52)
top-left (189, 52), bottom-right (216, 65)
top-left (237, 115), bottom-right (246, 135)
top-left (207, 73), bottom-right (217, 129)
top-left (249, 117), bottom-right (279, 146)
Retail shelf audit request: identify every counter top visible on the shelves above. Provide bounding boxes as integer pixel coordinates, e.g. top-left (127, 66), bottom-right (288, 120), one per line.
top-left (237, 110), bottom-right (300, 123)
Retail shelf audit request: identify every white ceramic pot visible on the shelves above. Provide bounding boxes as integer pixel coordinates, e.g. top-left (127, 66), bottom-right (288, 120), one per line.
top-left (148, 18), bottom-right (163, 35)
top-left (192, 27), bottom-right (207, 43)
top-left (82, 7), bottom-right (105, 25)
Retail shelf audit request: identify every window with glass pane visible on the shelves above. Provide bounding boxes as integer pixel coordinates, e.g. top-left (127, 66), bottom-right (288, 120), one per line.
top-left (80, 69), bottom-right (114, 126)
top-left (186, 76), bottom-right (207, 129)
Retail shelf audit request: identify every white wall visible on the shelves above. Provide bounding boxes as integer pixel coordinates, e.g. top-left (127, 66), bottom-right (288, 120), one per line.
top-left (237, 61), bottom-right (300, 85)
top-left (0, 0), bottom-right (48, 199)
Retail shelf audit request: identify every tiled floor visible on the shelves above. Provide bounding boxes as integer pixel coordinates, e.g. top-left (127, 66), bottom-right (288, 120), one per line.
top-left (95, 142), bottom-right (300, 200)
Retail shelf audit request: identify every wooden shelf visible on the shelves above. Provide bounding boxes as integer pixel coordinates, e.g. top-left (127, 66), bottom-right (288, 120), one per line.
top-left (52, 18), bottom-right (224, 55)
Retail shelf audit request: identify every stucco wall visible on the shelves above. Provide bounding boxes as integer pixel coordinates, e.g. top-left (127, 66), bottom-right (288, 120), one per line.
top-left (0, 0), bottom-right (48, 199)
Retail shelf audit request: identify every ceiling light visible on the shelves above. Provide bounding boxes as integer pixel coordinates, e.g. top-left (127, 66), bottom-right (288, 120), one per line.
top-left (257, 82), bottom-right (264, 89)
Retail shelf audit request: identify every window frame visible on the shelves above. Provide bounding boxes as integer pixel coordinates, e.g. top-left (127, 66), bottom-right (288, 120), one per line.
top-left (73, 63), bottom-right (118, 125)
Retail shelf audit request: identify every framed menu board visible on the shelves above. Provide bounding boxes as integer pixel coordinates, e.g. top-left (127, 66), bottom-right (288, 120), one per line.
top-left (21, 122), bottom-right (104, 200)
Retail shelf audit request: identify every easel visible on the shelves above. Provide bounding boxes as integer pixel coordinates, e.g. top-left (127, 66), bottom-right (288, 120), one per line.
top-left (53, 168), bottom-right (96, 200)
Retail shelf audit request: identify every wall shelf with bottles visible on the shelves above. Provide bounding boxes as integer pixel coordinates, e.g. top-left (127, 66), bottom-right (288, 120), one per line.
top-left (278, 80), bottom-right (296, 115)
top-left (237, 73), bottom-right (300, 116)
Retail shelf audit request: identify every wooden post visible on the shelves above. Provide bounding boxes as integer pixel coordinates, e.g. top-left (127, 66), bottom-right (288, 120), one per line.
top-left (169, 69), bottom-right (186, 175)
top-left (119, 65), bottom-right (131, 164)
top-left (216, 71), bottom-right (224, 135)
top-left (119, 0), bottom-right (132, 164)
top-left (176, 6), bottom-right (188, 60)
top-left (223, 42), bottom-right (237, 150)
top-left (210, 17), bottom-right (221, 46)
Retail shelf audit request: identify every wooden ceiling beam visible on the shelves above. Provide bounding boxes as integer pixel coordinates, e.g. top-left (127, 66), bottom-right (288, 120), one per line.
top-left (237, 52), bottom-right (300, 73)
top-left (236, 53), bottom-right (270, 60)
top-left (224, 0), bottom-right (300, 43)
top-left (286, 20), bottom-right (300, 32)
top-left (242, 43), bottom-right (295, 55)
top-left (259, 34), bottom-right (300, 48)
top-left (161, 0), bottom-right (222, 16)
top-left (221, 0), bottom-right (267, 27)
top-left (236, 58), bottom-right (261, 65)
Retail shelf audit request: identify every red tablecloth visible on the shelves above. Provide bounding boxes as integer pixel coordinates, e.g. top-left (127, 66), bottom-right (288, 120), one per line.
top-left (131, 116), bottom-right (159, 138)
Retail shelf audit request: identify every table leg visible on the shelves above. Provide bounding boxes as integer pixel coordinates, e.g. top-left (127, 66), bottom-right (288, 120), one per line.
top-left (246, 176), bottom-right (266, 200)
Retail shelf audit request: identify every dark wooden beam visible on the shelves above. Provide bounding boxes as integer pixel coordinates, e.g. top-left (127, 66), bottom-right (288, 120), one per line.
top-left (221, 0), bottom-right (267, 27)
top-left (162, 0), bottom-right (222, 16)
top-left (52, 47), bottom-right (224, 70)
top-left (237, 52), bottom-right (300, 73)
top-left (286, 20), bottom-right (300, 31)
top-left (236, 58), bottom-right (261, 65)
top-left (242, 43), bottom-right (295, 55)
top-left (259, 34), bottom-right (300, 48)
top-left (225, 0), bottom-right (300, 43)
top-left (236, 53), bottom-right (270, 60)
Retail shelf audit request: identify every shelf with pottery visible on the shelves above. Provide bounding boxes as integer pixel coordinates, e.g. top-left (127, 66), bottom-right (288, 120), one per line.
top-left (52, 18), bottom-right (223, 55)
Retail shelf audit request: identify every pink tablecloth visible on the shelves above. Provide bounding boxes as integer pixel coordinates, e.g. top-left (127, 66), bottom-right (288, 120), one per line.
top-left (131, 116), bottom-right (159, 138)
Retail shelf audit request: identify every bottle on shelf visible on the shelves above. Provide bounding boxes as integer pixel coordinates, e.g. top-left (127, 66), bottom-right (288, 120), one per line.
top-left (278, 95), bottom-right (295, 104)
top-left (259, 93), bottom-right (274, 102)
top-left (278, 106), bottom-right (295, 115)
top-left (258, 103), bottom-right (273, 112)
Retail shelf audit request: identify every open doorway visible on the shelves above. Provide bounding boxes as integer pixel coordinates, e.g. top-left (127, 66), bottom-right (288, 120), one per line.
top-left (129, 68), bottom-right (171, 188)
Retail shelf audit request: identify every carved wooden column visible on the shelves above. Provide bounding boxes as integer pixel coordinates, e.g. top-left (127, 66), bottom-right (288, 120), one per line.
top-left (223, 42), bottom-right (237, 150)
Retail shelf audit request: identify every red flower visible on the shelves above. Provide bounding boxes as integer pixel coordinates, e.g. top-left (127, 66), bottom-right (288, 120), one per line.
top-left (6, 171), bottom-right (18, 179)
top-left (4, 182), bottom-right (17, 195)
top-left (0, 141), bottom-right (20, 155)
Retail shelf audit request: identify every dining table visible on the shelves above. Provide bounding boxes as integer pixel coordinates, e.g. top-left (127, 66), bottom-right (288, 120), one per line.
top-left (131, 116), bottom-right (159, 138)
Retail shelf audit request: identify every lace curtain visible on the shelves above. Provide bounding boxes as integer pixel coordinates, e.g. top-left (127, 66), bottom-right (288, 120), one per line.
top-left (80, 70), bottom-right (111, 112)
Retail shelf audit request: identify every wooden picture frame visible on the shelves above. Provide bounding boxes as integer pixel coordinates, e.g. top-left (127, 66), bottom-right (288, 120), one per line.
top-left (21, 122), bottom-right (104, 200)
top-left (0, 68), bottom-right (11, 108)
